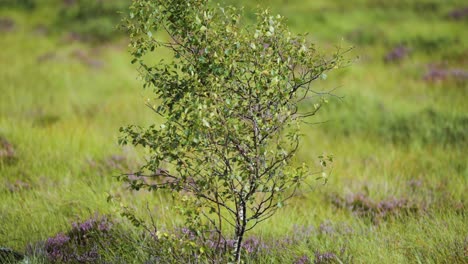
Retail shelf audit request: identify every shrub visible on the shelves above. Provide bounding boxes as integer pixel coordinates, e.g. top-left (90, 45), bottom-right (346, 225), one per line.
top-left (120, 0), bottom-right (345, 262)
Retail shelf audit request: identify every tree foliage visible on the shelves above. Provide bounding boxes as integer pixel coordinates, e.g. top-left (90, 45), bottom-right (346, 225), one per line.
top-left (119, 0), bottom-right (346, 261)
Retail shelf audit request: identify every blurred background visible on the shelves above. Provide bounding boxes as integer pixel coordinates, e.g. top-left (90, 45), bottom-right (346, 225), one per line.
top-left (0, 0), bottom-right (467, 262)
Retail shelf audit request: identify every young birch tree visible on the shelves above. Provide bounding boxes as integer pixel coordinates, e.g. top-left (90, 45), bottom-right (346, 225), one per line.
top-left (120, 0), bottom-right (345, 262)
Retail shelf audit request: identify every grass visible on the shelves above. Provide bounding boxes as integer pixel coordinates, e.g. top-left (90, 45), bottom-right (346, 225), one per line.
top-left (0, 0), bottom-right (467, 263)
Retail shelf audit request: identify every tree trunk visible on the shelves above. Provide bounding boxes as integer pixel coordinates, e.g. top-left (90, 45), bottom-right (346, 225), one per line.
top-left (234, 202), bottom-right (246, 263)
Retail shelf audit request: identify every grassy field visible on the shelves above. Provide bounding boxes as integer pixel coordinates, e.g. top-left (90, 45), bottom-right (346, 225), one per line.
top-left (0, 0), bottom-right (467, 263)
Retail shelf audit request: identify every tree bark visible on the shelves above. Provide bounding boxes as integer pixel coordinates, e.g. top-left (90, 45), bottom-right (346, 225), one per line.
top-left (234, 201), bottom-right (247, 263)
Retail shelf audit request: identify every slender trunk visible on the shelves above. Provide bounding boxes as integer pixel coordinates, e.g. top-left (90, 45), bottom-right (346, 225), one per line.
top-left (234, 201), bottom-right (246, 263)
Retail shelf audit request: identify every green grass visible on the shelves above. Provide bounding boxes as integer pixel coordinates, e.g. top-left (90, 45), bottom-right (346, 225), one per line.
top-left (1, 0), bottom-right (467, 263)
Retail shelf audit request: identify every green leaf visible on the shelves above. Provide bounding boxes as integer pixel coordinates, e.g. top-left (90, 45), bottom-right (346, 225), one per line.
top-left (202, 118), bottom-right (210, 128)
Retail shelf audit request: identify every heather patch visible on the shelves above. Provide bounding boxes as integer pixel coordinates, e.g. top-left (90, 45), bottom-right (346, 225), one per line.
top-left (0, 136), bottom-right (17, 165)
top-left (423, 65), bottom-right (468, 84)
top-left (314, 250), bottom-right (337, 264)
top-left (5, 180), bottom-right (31, 193)
top-left (384, 45), bottom-right (410, 63)
top-left (86, 154), bottom-right (137, 176)
top-left (294, 254), bottom-right (312, 264)
top-left (128, 224), bottom-right (353, 263)
top-left (331, 193), bottom-right (424, 224)
top-left (70, 49), bottom-right (104, 69)
top-left (0, 17), bottom-right (15, 32)
top-left (447, 6), bottom-right (468, 20)
top-left (42, 215), bottom-right (113, 263)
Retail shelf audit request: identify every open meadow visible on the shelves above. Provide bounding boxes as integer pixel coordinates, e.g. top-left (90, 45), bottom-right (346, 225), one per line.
top-left (0, 0), bottom-right (467, 263)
